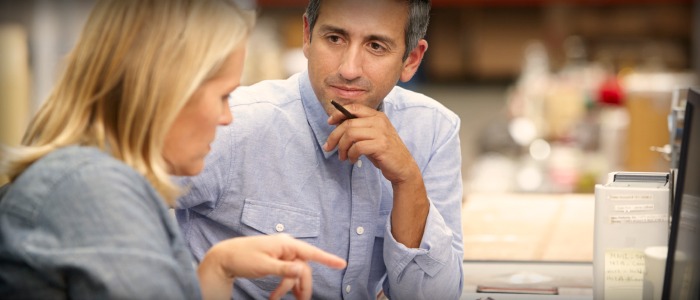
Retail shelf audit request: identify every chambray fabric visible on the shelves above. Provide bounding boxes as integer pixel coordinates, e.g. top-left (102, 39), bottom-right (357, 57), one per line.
top-left (176, 71), bottom-right (464, 299)
top-left (0, 146), bottom-right (201, 299)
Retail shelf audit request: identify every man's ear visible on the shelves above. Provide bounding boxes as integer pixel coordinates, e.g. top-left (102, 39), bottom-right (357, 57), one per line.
top-left (302, 15), bottom-right (311, 59)
top-left (399, 39), bottom-right (428, 83)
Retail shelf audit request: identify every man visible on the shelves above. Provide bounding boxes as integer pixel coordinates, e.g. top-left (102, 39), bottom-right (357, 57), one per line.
top-left (176, 0), bottom-right (464, 298)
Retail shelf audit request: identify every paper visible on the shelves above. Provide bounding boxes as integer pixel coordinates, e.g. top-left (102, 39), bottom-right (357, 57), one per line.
top-left (605, 249), bottom-right (645, 300)
top-left (609, 214), bottom-right (668, 224)
top-left (608, 194), bottom-right (654, 201)
top-left (614, 204), bottom-right (655, 212)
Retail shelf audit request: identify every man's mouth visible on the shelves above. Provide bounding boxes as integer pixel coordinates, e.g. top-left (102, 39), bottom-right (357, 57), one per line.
top-left (331, 85), bottom-right (366, 98)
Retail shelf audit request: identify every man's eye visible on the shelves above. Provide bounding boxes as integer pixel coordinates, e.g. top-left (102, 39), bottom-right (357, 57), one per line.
top-left (328, 35), bottom-right (341, 43)
top-left (369, 42), bottom-right (386, 52)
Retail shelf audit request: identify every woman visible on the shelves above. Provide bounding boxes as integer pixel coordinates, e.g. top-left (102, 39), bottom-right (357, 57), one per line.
top-left (0, 0), bottom-right (345, 299)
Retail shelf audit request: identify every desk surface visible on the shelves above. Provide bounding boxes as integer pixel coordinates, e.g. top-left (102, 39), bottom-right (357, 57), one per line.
top-left (461, 260), bottom-right (593, 300)
top-left (462, 193), bottom-right (594, 262)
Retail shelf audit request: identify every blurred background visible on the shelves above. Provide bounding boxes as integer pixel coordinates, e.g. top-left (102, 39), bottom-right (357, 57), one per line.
top-left (1, 0), bottom-right (698, 262)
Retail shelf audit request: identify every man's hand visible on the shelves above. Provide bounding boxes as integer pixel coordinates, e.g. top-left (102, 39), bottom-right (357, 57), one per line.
top-left (324, 103), bottom-right (418, 185)
top-left (324, 102), bottom-right (429, 248)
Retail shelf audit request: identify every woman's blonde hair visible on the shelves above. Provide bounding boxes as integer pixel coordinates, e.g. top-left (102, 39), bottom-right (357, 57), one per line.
top-left (0, 0), bottom-right (254, 205)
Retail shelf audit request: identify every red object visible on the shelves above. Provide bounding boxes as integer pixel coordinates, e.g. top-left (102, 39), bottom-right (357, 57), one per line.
top-left (598, 77), bottom-right (624, 106)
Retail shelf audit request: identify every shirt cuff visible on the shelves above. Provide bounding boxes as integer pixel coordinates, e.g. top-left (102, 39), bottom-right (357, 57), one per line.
top-left (384, 199), bottom-right (454, 278)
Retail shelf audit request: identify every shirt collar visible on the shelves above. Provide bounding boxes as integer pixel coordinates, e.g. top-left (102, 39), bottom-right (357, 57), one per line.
top-left (300, 71), bottom-right (337, 159)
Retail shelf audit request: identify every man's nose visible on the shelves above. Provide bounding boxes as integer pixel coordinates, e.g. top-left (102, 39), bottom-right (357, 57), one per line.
top-left (337, 46), bottom-right (363, 81)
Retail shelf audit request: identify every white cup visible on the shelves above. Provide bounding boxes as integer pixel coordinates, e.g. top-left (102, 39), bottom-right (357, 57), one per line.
top-left (643, 246), bottom-right (668, 300)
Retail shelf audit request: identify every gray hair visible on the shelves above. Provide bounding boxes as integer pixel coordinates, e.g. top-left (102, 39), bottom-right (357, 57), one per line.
top-left (304, 0), bottom-right (430, 61)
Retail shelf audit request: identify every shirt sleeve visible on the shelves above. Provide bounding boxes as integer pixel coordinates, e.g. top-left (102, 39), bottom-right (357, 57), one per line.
top-left (382, 113), bottom-right (464, 300)
top-left (1, 164), bottom-right (200, 300)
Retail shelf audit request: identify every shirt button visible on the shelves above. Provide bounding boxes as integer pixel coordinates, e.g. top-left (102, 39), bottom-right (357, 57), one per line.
top-left (345, 284), bottom-right (352, 293)
top-left (275, 223), bottom-right (285, 232)
top-left (356, 160), bottom-right (363, 168)
top-left (356, 226), bottom-right (365, 235)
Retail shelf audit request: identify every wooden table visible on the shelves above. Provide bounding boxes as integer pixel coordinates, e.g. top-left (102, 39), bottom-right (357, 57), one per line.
top-left (461, 193), bottom-right (595, 262)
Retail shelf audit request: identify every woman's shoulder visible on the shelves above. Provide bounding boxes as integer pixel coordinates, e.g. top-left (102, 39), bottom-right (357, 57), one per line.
top-left (19, 145), bottom-right (144, 190)
top-left (2, 146), bottom-right (160, 221)
top-left (0, 146), bottom-right (190, 299)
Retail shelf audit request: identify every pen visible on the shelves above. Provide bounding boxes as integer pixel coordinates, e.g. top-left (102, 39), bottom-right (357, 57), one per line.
top-left (330, 100), bottom-right (357, 119)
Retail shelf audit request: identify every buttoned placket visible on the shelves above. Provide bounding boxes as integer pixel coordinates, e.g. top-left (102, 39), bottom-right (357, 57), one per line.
top-left (341, 156), bottom-right (380, 299)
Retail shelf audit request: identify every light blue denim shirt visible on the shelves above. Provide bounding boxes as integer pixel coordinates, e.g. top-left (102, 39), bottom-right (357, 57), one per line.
top-left (0, 146), bottom-right (201, 299)
top-left (176, 71), bottom-right (464, 299)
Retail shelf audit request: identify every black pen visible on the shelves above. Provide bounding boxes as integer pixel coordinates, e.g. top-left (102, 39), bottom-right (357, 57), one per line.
top-left (330, 100), bottom-right (357, 119)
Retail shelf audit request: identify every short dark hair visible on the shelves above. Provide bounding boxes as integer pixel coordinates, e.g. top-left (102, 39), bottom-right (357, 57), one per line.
top-left (304, 0), bottom-right (430, 61)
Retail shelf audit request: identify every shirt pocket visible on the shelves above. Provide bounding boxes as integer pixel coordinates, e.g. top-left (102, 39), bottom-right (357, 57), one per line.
top-left (240, 199), bottom-right (321, 292)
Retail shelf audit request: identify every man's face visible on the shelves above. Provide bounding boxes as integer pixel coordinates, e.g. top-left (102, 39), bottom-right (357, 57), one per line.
top-left (303, 0), bottom-right (411, 115)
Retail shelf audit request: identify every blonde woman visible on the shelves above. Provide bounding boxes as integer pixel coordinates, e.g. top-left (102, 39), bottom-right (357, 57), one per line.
top-left (0, 0), bottom-right (345, 299)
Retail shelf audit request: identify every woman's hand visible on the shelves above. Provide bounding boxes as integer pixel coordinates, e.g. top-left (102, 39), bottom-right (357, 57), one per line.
top-left (197, 234), bottom-right (346, 300)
